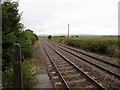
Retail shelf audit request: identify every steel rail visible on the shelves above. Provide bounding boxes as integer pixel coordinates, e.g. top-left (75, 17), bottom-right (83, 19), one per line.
top-left (41, 41), bottom-right (70, 89)
top-left (42, 40), bottom-right (105, 90)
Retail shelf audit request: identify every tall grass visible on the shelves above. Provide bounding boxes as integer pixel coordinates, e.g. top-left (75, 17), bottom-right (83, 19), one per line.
top-left (51, 37), bottom-right (120, 58)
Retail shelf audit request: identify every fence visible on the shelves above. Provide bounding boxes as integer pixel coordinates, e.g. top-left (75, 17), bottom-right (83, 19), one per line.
top-left (13, 43), bottom-right (23, 88)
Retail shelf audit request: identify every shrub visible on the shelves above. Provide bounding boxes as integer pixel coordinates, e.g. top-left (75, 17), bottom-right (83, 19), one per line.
top-left (48, 35), bottom-right (52, 40)
top-left (51, 37), bottom-right (120, 58)
top-left (2, 59), bottom-right (40, 88)
top-left (2, 65), bottom-right (14, 88)
top-left (22, 59), bottom-right (40, 88)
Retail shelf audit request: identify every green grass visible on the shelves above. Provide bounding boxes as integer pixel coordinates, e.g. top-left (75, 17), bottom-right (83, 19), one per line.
top-left (51, 37), bottom-right (120, 59)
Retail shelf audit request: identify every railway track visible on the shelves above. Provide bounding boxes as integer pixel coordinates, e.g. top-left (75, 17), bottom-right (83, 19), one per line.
top-left (40, 39), bottom-right (120, 89)
top-left (45, 39), bottom-right (120, 80)
top-left (40, 40), bottom-right (105, 89)
top-left (54, 42), bottom-right (120, 68)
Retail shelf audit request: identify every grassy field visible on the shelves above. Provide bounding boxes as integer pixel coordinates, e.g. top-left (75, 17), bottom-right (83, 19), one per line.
top-left (50, 37), bottom-right (120, 59)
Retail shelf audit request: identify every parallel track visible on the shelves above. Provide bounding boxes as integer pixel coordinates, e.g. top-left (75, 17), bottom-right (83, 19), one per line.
top-left (41, 40), bottom-right (105, 89)
top-left (55, 42), bottom-right (120, 68)
top-left (45, 40), bottom-right (120, 79)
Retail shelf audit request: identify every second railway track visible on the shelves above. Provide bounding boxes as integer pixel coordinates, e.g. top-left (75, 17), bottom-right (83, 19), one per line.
top-left (45, 39), bottom-right (120, 80)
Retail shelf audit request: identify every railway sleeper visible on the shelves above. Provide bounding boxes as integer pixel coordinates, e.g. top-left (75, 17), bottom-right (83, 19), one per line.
top-left (56, 64), bottom-right (70, 67)
top-left (59, 66), bottom-right (73, 70)
top-left (64, 75), bottom-right (84, 81)
top-left (52, 76), bottom-right (59, 79)
top-left (54, 82), bottom-right (64, 88)
top-left (50, 71), bottom-right (56, 74)
top-left (63, 74), bottom-right (81, 78)
top-left (48, 65), bottom-right (52, 67)
top-left (58, 62), bottom-right (68, 64)
top-left (68, 79), bottom-right (93, 88)
top-left (60, 70), bottom-right (76, 74)
top-left (84, 84), bottom-right (98, 88)
top-left (67, 79), bottom-right (86, 84)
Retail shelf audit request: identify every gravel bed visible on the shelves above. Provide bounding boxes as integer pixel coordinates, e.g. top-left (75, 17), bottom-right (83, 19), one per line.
top-left (64, 74), bottom-right (84, 81)
top-left (68, 79), bottom-right (93, 88)
top-left (48, 41), bottom-right (120, 89)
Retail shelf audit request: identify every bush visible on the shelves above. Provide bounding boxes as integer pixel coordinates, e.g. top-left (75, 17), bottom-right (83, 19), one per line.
top-left (2, 59), bottom-right (40, 88)
top-left (2, 65), bottom-right (14, 88)
top-left (48, 35), bottom-right (52, 40)
top-left (22, 59), bottom-right (40, 88)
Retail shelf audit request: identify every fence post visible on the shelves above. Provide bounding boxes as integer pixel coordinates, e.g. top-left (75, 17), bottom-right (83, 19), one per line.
top-left (13, 43), bottom-right (23, 88)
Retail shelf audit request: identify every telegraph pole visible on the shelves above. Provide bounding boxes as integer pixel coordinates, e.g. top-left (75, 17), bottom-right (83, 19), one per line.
top-left (68, 24), bottom-right (69, 38)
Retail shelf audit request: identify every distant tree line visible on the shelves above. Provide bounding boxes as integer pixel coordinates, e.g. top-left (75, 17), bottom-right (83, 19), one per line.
top-left (54, 36), bottom-right (66, 38)
top-left (53, 36), bottom-right (79, 38)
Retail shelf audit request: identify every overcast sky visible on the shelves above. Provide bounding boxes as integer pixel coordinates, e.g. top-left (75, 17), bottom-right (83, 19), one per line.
top-left (18, 0), bottom-right (119, 35)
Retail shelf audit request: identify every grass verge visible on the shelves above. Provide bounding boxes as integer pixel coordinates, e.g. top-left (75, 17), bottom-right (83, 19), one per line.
top-left (2, 58), bottom-right (41, 88)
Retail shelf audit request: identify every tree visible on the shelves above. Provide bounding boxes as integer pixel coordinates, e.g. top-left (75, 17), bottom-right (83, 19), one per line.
top-left (2, 1), bottom-right (38, 88)
top-left (2, 2), bottom-right (23, 69)
top-left (18, 30), bottom-right (38, 60)
top-left (2, 2), bottom-right (38, 69)
top-left (76, 35), bottom-right (79, 37)
top-left (48, 35), bottom-right (52, 40)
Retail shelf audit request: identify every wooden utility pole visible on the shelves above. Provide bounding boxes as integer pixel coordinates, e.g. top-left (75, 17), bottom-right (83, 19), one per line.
top-left (68, 24), bottom-right (69, 38)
